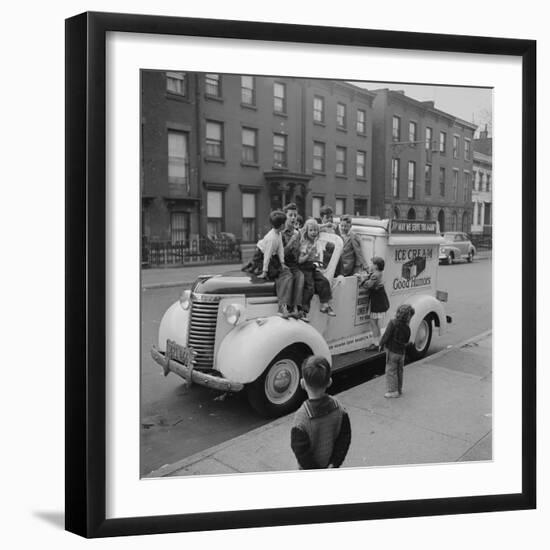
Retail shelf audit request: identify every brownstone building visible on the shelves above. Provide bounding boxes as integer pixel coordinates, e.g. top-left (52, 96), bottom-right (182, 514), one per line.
top-left (370, 89), bottom-right (476, 233)
top-left (141, 72), bottom-right (375, 251)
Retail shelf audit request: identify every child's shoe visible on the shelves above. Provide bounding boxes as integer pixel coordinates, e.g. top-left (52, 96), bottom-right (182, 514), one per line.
top-left (384, 391), bottom-right (400, 398)
top-left (320, 304), bottom-right (336, 316)
top-left (278, 304), bottom-right (290, 319)
top-left (300, 310), bottom-right (310, 323)
top-left (290, 306), bottom-right (301, 319)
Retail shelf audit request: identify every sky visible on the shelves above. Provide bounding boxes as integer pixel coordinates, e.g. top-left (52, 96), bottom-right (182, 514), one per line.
top-left (350, 81), bottom-right (493, 137)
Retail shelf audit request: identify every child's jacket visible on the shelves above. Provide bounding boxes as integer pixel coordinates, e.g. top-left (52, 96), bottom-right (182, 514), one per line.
top-left (291, 395), bottom-right (351, 469)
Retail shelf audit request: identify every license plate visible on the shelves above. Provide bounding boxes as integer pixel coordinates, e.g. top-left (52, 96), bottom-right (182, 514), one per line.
top-left (166, 339), bottom-right (196, 366)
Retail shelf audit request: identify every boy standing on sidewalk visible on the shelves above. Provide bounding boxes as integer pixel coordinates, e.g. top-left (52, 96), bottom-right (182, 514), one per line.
top-left (290, 356), bottom-right (351, 469)
top-left (379, 304), bottom-right (415, 398)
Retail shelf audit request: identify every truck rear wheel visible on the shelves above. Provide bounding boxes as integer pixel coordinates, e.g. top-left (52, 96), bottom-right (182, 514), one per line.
top-left (247, 347), bottom-right (307, 418)
top-left (407, 316), bottom-right (433, 361)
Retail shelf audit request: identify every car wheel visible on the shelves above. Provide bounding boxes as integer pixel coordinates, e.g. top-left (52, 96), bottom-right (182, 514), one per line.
top-left (447, 253), bottom-right (454, 265)
top-left (247, 348), bottom-right (307, 418)
top-left (407, 316), bottom-right (433, 361)
top-left (467, 250), bottom-right (474, 262)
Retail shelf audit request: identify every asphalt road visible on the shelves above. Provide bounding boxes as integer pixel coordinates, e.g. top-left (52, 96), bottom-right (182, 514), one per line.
top-left (140, 257), bottom-right (492, 475)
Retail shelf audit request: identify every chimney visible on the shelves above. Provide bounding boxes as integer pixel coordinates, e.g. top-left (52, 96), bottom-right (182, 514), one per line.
top-left (480, 124), bottom-right (489, 139)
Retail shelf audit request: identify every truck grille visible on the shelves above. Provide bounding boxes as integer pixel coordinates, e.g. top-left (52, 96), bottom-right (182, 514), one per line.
top-left (188, 296), bottom-right (220, 369)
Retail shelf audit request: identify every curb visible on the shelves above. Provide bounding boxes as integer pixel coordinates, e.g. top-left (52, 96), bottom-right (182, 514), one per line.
top-left (144, 329), bottom-right (492, 479)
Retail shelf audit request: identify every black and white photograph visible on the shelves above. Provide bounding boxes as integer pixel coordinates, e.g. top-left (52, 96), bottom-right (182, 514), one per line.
top-left (2, 0), bottom-right (544, 547)
top-left (141, 71), bottom-right (493, 478)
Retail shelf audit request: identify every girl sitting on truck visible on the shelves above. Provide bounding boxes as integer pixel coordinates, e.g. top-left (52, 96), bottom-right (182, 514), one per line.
top-left (298, 218), bottom-right (336, 320)
top-left (361, 256), bottom-right (390, 350)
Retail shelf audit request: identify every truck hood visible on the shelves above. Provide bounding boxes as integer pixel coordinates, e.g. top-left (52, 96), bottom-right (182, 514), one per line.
top-left (192, 270), bottom-right (276, 297)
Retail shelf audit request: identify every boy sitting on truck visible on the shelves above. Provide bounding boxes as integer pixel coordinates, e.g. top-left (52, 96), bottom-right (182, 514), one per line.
top-left (290, 355), bottom-right (351, 469)
top-left (241, 210), bottom-right (294, 318)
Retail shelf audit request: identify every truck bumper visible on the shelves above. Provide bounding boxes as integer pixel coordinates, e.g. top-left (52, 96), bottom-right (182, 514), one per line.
top-left (150, 346), bottom-right (245, 392)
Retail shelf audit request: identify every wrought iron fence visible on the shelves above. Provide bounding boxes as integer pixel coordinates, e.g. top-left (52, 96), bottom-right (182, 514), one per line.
top-left (142, 234), bottom-right (242, 267)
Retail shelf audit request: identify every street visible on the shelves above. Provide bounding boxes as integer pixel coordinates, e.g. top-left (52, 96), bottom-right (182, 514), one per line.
top-left (140, 257), bottom-right (491, 476)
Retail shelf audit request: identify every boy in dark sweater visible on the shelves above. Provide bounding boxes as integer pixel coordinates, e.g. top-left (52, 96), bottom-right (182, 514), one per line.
top-left (290, 356), bottom-right (351, 469)
top-left (379, 304), bottom-right (415, 398)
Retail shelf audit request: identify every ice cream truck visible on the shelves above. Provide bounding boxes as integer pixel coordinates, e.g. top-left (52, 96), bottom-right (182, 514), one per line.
top-left (151, 218), bottom-right (451, 417)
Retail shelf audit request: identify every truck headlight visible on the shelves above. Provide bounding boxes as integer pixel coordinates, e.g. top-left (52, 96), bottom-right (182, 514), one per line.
top-left (440, 247), bottom-right (447, 253)
top-left (179, 289), bottom-right (191, 310)
top-left (223, 304), bottom-right (242, 325)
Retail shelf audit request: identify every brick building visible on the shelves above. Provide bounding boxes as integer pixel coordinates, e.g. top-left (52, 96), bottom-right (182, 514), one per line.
top-left (370, 89), bottom-right (477, 233)
top-left (141, 72), bottom-right (376, 251)
top-left (472, 127), bottom-right (493, 236)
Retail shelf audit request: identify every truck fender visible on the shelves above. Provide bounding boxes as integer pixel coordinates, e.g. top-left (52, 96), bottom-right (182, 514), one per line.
top-left (216, 316), bottom-right (331, 384)
top-left (158, 300), bottom-right (189, 352)
top-left (401, 294), bottom-right (447, 340)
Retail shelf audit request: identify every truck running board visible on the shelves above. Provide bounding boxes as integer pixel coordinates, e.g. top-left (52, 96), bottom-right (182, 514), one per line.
top-left (332, 347), bottom-right (385, 373)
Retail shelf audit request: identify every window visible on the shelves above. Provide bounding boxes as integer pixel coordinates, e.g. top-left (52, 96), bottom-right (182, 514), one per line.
top-left (477, 202), bottom-right (482, 225)
top-left (206, 190), bottom-right (223, 235)
top-left (439, 131), bottom-right (447, 154)
top-left (206, 121), bottom-right (223, 158)
top-left (425, 164), bottom-right (432, 195)
top-left (336, 146), bottom-right (347, 175)
top-left (356, 109), bottom-right (366, 133)
top-left (451, 211), bottom-right (458, 231)
top-left (463, 171), bottom-right (471, 202)
top-left (205, 74), bottom-right (221, 97)
top-left (167, 131), bottom-right (189, 185)
top-left (407, 208), bottom-right (416, 220)
top-left (313, 96), bottom-right (325, 123)
top-left (241, 128), bottom-right (257, 163)
top-left (392, 116), bottom-right (401, 142)
top-left (439, 167), bottom-right (446, 196)
top-left (312, 197), bottom-right (323, 219)
top-left (453, 135), bottom-right (460, 159)
top-left (356, 150), bottom-right (366, 178)
top-left (273, 133), bottom-right (287, 168)
top-left (392, 158), bottom-right (400, 197)
top-left (425, 127), bottom-right (433, 151)
top-left (273, 82), bottom-right (286, 113)
top-left (453, 170), bottom-right (459, 201)
top-left (166, 72), bottom-right (186, 96)
top-left (335, 198), bottom-right (345, 216)
top-left (438, 209), bottom-right (445, 232)
top-left (313, 141), bottom-right (325, 172)
top-left (425, 208), bottom-right (432, 221)
top-left (337, 103), bottom-right (346, 129)
top-left (170, 212), bottom-right (190, 245)
top-left (407, 161), bottom-right (416, 199)
top-left (354, 199), bottom-right (368, 216)
top-left (241, 76), bottom-right (255, 105)
top-left (409, 121), bottom-right (417, 143)
top-left (464, 139), bottom-right (471, 161)
top-left (487, 173), bottom-right (492, 192)
top-left (242, 193), bottom-right (256, 242)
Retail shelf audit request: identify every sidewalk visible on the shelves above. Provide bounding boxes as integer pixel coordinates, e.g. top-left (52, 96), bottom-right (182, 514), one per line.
top-left (147, 331), bottom-right (492, 477)
top-left (142, 250), bottom-right (492, 290)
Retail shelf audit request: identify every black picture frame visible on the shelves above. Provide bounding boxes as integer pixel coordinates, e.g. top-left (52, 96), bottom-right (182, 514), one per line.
top-left (65, 11), bottom-right (536, 538)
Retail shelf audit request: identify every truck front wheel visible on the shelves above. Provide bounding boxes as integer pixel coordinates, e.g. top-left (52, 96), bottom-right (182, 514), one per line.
top-left (407, 316), bottom-right (433, 361)
top-left (247, 347), bottom-right (307, 418)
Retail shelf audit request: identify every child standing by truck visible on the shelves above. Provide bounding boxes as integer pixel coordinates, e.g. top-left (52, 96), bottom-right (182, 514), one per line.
top-left (361, 256), bottom-right (390, 350)
top-left (379, 304), bottom-right (415, 398)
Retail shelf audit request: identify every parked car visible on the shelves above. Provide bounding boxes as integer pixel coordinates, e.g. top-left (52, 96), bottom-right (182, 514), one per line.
top-left (438, 232), bottom-right (476, 264)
